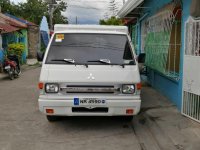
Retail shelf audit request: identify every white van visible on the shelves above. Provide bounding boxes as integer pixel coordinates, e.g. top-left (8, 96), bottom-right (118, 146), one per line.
top-left (37, 25), bottom-right (141, 122)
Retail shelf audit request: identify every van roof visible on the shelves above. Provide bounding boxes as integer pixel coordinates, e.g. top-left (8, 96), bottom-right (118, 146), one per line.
top-left (54, 24), bottom-right (128, 34)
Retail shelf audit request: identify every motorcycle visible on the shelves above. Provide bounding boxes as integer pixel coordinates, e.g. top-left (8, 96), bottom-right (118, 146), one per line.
top-left (3, 55), bottom-right (21, 80)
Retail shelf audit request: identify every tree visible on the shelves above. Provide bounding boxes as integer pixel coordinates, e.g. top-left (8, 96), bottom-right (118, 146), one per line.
top-left (19, 0), bottom-right (48, 25)
top-left (0, 0), bottom-right (18, 15)
top-left (0, 0), bottom-right (68, 25)
top-left (52, 1), bottom-right (68, 24)
top-left (99, 16), bottom-right (123, 25)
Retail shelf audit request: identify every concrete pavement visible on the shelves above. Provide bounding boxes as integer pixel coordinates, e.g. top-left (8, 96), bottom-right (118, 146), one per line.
top-left (135, 86), bottom-right (200, 150)
top-left (0, 67), bottom-right (200, 150)
top-left (0, 67), bottom-right (141, 150)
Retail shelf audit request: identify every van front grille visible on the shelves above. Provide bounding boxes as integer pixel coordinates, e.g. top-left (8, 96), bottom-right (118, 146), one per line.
top-left (60, 85), bottom-right (119, 94)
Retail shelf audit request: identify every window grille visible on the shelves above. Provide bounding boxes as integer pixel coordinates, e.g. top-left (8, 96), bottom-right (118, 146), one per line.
top-left (144, 3), bottom-right (181, 80)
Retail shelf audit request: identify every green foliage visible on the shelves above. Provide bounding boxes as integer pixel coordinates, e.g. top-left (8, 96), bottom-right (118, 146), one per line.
top-left (40, 40), bottom-right (46, 52)
top-left (99, 16), bottom-right (123, 25)
top-left (18, 0), bottom-right (49, 25)
top-left (52, 1), bottom-right (68, 24)
top-left (0, 0), bottom-right (68, 25)
top-left (0, 0), bottom-right (18, 15)
top-left (8, 43), bottom-right (25, 63)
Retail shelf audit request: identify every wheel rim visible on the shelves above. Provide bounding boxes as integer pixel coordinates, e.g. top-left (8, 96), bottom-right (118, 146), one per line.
top-left (9, 68), bottom-right (14, 80)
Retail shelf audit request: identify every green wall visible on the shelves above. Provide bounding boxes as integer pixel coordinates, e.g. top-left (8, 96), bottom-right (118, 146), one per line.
top-left (2, 29), bottom-right (28, 64)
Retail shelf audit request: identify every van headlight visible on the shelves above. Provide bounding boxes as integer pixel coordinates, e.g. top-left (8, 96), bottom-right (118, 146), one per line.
top-left (122, 85), bottom-right (135, 94)
top-left (45, 83), bottom-right (59, 93)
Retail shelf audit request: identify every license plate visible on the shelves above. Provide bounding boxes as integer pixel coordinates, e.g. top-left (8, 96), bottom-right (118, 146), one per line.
top-left (74, 98), bottom-right (106, 106)
top-left (5, 66), bottom-right (11, 70)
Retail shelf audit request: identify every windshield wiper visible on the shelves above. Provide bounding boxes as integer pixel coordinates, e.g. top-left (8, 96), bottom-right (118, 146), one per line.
top-left (64, 59), bottom-right (75, 64)
top-left (51, 58), bottom-right (75, 64)
top-left (87, 59), bottom-right (111, 64)
top-left (51, 59), bottom-right (89, 68)
top-left (87, 59), bottom-right (134, 68)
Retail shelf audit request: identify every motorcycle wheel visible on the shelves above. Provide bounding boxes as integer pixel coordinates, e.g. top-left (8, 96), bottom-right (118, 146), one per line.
top-left (9, 68), bottom-right (15, 80)
top-left (14, 67), bottom-right (21, 78)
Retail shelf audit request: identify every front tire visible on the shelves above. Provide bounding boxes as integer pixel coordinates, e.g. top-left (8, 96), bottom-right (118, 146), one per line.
top-left (14, 67), bottom-right (21, 78)
top-left (46, 115), bottom-right (60, 122)
top-left (9, 68), bottom-right (15, 80)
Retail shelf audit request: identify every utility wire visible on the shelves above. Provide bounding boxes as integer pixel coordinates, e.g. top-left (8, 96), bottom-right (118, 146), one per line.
top-left (68, 4), bottom-right (105, 10)
top-left (65, 0), bottom-right (109, 3)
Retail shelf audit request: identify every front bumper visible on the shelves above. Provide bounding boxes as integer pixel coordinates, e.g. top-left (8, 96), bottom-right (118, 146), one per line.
top-left (38, 95), bottom-right (141, 116)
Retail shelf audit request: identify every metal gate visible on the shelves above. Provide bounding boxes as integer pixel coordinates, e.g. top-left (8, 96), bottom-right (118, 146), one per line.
top-left (182, 17), bottom-right (200, 123)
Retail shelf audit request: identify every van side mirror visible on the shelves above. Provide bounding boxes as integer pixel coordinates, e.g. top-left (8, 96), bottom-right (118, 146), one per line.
top-left (138, 53), bottom-right (146, 63)
top-left (37, 51), bottom-right (44, 62)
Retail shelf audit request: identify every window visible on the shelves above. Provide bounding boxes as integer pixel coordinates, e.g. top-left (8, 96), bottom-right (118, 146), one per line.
top-left (143, 3), bottom-right (182, 80)
top-left (185, 18), bottom-right (200, 56)
top-left (46, 33), bottom-right (135, 65)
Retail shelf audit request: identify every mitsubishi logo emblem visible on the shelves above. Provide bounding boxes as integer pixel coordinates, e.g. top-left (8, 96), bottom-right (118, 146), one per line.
top-left (87, 73), bottom-right (95, 80)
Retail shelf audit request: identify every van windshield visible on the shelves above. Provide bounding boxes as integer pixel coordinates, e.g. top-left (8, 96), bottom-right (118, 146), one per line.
top-left (45, 33), bottom-right (135, 65)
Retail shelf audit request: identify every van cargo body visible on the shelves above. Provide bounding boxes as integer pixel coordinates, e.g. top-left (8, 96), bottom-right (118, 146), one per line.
top-left (38, 25), bottom-right (141, 121)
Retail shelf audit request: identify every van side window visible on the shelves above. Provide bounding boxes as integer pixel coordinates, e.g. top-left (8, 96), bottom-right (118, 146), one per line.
top-left (123, 41), bottom-right (133, 60)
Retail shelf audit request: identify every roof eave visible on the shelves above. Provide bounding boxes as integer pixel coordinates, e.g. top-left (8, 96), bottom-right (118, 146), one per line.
top-left (117, 0), bottom-right (144, 18)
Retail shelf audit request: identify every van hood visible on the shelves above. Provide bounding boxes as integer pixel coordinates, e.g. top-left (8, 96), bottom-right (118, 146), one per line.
top-left (40, 65), bottom-right (140, 84)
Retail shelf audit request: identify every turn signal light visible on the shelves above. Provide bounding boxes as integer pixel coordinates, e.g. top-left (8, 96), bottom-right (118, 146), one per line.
top-left (137, 83), bottom-right (142, 90)
top-left (126, 109), bottom-right (134, 114)
top-left (38, 82), bottom-right (44, 89)
top-left (46, 109), bottom-right (54, 114)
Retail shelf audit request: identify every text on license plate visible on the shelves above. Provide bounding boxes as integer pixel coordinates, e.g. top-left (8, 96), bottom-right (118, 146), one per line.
top-left (74, 98), bottom-right (106, 106)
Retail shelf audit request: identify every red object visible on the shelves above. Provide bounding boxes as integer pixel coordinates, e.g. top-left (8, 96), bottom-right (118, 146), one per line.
top-left (126, 109), bottom-right (134, 114)
top-left (137, 83), bottom-right (142, 90)
top-left (0, 13), bottom-right (26, 33)
top-left (50, 30), bottom-right (54, 37)
top-left (46, 109), bottom-right (54, 114)
top-left (0, 22), bottom-right (19, 33)
top-left (4, 59), bottom-right (17, 68)
top-left (38, 82), bottom-right (44, 89)
top-left (173, 6), bottom-right (182, 20)
top-left (122, 18), bottom-right (137, 25)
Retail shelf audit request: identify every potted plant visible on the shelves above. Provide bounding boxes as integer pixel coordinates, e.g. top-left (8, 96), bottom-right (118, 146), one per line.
top-left (7, 43), bottom-right (25, 64)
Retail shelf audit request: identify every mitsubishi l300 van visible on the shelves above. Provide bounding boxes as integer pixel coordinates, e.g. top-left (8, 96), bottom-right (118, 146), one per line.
top-left (37, 25), bottom-right (141, 122)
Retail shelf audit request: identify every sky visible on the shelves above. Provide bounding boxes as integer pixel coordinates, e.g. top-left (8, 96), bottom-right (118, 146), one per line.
top-left (10, 0), bottom-right (125, 24)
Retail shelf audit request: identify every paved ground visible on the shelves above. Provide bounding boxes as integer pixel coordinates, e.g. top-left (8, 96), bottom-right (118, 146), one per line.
top-left (0, 67), bottom-right (200, 150)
